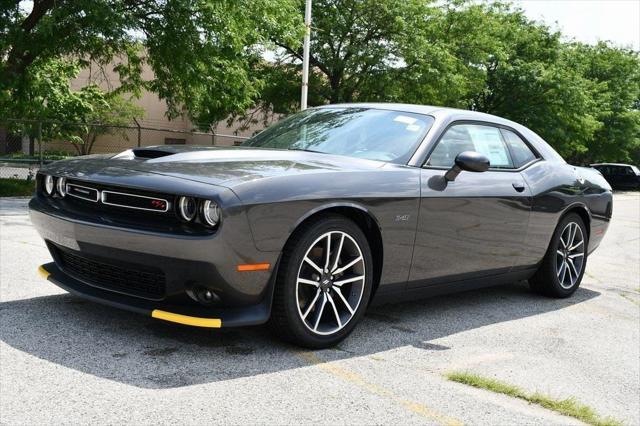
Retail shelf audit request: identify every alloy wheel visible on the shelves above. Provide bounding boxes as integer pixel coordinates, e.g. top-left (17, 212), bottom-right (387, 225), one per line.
top-left (295, 231), bottom-right (366, 336)
top-left (556, 222), bottom-right (585, 289)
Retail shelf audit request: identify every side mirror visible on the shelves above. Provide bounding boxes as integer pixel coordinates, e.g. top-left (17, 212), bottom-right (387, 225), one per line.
top-left (444, 151), bottom-right (490, 182)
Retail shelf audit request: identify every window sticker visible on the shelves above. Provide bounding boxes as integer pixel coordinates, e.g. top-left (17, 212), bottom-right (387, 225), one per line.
top-left (393, 115), bottom-right (417, 125)
top-left (466, 126), bottom-right (510, 166)
top-left (406, 124), bottom-right (421, 132)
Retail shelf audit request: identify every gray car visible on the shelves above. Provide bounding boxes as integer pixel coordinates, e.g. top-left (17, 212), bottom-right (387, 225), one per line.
top-left (30, 104), bottom-right (612, 348)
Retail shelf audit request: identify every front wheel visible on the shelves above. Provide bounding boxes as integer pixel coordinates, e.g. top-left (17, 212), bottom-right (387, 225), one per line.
top-left (269, 215), bottom-right (373, 348)
top-left (530, 213), bottom-right (588, 298)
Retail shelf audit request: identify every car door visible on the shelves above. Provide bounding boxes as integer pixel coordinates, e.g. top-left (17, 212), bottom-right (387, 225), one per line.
top-left (620, 166), bottom-right (639, 188)
top-left (408, 122), bottom-right (533, 287)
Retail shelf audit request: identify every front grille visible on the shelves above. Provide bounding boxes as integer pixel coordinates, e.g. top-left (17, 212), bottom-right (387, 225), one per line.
top-left (55, 246), bottom-right (166, 300)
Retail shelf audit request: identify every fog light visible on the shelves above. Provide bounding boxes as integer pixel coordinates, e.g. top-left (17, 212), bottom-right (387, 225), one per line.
top-left (56, 177), bottom-right (67, 197)
top-left (187, 286), bottom-right (221, 306)
top-left (44, 175), bottom-right (54, 195)
top-left (178, 196), bottom-right (197, 221)
top-left (201, 200), bottom-right (220, 227)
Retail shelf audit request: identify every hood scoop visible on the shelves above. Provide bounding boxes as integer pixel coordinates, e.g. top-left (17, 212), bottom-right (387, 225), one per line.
top-left (112, 146), bottom-right (184, 160)
top-left (131, 148), bottom-right (175, 159)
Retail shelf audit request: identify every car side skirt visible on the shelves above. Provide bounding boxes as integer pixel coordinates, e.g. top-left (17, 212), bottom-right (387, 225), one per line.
top-left (370, 268), bottom-right (538, 306)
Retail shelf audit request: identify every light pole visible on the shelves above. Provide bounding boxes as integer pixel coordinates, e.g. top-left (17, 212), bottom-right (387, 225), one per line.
top-left (300, 0), bottom-right (312, 110)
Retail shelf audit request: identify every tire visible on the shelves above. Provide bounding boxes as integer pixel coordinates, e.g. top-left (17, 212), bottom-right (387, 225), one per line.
top-left (269, 214), bottom-right (373, 348)
top-left (530, 213), bottom-right (588, 298)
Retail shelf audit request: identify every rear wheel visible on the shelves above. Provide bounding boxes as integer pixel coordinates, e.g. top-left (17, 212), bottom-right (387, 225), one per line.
top-left (269, 215), bottom-right (373, 348)
top-left (530, 213), bottom-right (588, 298)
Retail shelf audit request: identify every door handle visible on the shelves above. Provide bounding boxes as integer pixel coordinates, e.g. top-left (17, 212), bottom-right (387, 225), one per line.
top-left (512, 182), bottom-right (526, 192)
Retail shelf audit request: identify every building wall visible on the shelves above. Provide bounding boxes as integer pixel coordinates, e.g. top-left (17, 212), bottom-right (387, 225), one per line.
top-left (52, 59), bottom-right (279, 154)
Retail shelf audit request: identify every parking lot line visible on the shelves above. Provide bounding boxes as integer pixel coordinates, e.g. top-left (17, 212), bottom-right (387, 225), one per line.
top-left (295, 351), bottom-right (463, 426)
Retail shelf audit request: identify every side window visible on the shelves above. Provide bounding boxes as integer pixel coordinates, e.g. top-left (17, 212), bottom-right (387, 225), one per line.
top-left (427, 124), bottom-right (514, 169)
top-left (501, 129), bottom-right (538, 168)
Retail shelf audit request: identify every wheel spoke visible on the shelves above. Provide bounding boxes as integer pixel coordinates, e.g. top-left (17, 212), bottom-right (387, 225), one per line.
top-left (324, 233), bottom-right (331, 271)
top-left (568, 223), bottom-right (577, 248)
top-left (313, 294), bottom-right (327, 331)
top-left (560, 232), bottom-right (568, 249)
top-left (559, 260), bottom-right (567, 283)
top-left (333, 275), bottom-right (364, 287)
top-left (556, 250), bottom-right (564, 257)
top-left (302, 289), bottom-right (321, 319)
top-left (569, 240), bottom-right (583, 251)
top-left (332, 233), bottom-right (345, 272)
top-left (567, 258), bottom-right (579, 278)
top-left (327, 294), bottom-right (342, 328)
top-left (333, 287), bottom-right (354, 315)
top-left (568, 252), bottom-right (584, 259)
top-left (304, 256), bottom-right (323, 274)
top-left (333, 256), bottom-right (362, 275)
top-left (565, 260), bottom-right (573, 284)
top-left (298, 277), bottom-right (319, 287)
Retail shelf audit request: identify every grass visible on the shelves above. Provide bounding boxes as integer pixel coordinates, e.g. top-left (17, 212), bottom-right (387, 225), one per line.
top-left (0, 178), bottom-right (35, 197)
top-left (446, 371), bottom-right (622, 426)
top-left (620, 293), bottom-right (640, 306)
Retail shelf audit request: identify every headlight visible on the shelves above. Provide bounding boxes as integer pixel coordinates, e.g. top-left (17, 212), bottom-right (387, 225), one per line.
top-left (56, 177), bottom-right (67, 197)
top-left (44, 175), bottom-right (54, 195)
top-left (177, 196), bottom-right (197, 221)
top-left (201, 200), bottom-right (220, 227)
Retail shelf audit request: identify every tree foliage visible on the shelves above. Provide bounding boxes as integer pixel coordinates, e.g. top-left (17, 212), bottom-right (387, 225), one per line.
top-left (1, 0), bottom-right (638, 163)
top-left (1, 0), bottom-right (302, 126)
top-left (270, 0), bottom-right (640, 164)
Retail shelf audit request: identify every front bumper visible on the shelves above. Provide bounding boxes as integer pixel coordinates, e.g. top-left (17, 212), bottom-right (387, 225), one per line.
top-left (30, 196), bottom-right (280, 327)
top-left (38, 263), bottom-right (271, 327)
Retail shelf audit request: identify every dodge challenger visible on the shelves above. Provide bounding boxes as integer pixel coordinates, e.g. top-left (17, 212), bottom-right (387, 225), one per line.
top-left (31, 104), bottom-right (612, 348)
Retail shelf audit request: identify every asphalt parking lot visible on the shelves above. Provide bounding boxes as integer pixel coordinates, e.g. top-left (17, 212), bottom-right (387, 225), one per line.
top-left (1, 193), bottom-right (638, 425)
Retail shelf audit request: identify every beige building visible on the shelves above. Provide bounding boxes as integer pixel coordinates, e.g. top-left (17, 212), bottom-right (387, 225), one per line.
top-left (57, 60), bottom-right (278, 154)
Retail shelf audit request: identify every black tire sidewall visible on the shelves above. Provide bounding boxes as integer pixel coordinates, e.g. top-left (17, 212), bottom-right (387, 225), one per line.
top-left (278, 216), bottom-right (373, 348)
top-left (546, 213), bottom-right (588, 297)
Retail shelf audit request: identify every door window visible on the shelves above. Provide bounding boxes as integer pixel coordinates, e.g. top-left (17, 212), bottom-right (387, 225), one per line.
top-left (427, 124), bottom-right (514, 169)
top-left (501, 129), bottom-right (538, 167)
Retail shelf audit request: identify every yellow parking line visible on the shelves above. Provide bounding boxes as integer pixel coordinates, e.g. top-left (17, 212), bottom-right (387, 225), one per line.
top-left (296, 351), bottom-right (463, 426)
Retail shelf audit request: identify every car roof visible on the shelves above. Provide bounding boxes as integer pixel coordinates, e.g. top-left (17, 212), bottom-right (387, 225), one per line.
top-left (590, 163), bottom-right (635, 167)
top-left (321, 102), bottom-right (530, 129)
top-left (318, 102), bottom-right (566, 164)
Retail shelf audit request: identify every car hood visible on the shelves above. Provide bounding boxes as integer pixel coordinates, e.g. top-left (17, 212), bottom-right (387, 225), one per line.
top-left (42, 146), bottom-right (387, 189)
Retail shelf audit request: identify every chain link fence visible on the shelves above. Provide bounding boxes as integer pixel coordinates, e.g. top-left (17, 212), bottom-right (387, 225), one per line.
top-left (0, 119), bottom-right (252, 180)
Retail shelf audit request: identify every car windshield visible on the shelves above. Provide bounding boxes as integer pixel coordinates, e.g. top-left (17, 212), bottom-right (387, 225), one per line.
top-left (243, 107), bottom-right (434, 163)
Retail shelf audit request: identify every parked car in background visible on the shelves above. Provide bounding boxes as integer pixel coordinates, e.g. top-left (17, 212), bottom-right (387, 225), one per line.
top-left (590, 163), bottom-right (640, 190)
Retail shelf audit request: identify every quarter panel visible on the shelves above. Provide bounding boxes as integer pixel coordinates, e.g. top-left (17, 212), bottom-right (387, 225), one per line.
top-left (519, 161), bottom-right (612, 267)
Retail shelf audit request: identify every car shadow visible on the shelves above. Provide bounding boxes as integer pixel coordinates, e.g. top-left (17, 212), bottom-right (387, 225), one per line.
top-left (0, 282), bottom-right (599, 389)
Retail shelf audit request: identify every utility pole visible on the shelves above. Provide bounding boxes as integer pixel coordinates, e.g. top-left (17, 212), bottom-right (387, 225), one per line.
top-left (300, 0), bottom-right (312, 110)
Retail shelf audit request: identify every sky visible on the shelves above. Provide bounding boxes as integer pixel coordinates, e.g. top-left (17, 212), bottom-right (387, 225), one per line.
top-left (515, 0), bottom-right (640, 50)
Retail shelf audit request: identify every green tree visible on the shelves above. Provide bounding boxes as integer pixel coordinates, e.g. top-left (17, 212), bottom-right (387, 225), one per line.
top-left (567, 42), bottom-right (640, 163)
top-left (1, 0), bottom-right (302, 126)
top-left (273, 0), bottom-right (438, 104)
top-left (7, 58), bottom-right (142, 155)
top-left (269, 0), bottom-right (639, 164)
